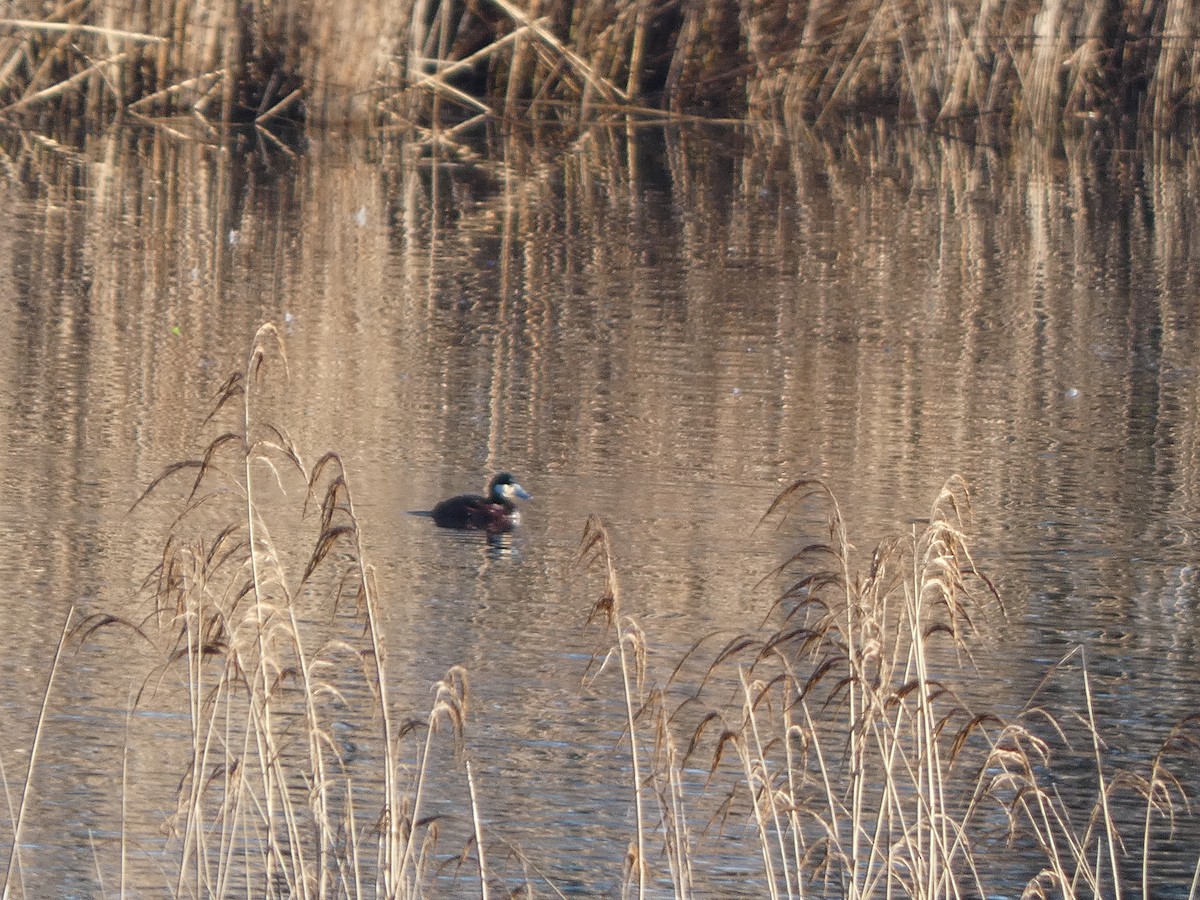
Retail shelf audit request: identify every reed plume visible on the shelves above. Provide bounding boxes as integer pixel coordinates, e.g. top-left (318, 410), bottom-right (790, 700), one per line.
top-left (582, 477), bottom-right (1200, 896)
top-left (82, 324), bottom-right (504, 898)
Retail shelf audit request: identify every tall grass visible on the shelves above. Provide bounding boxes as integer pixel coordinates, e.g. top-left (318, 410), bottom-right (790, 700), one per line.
top-left (0, 0), bottom-right (1195, 130)
top-left (81, 324), bottom-right (500, 898)
top-left (0, 611), bottom-right (74, 900)
top-left (581, 478), bottom-right (1200, 898)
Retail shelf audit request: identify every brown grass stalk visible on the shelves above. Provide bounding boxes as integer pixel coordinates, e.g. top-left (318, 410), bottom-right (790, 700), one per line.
top-left (488, 0), bottom-right (629, 105)
top-left (0, 608), bottom-right (73, 900)
top-left (580, 515), bottom-right (649, 898)
top-left (1081, 653), bottom-right (1122, 899)
top-left (650, 698), bottom-right (694, 898)
top-left (3, 49), bottom-right (127, 114)
top-left (466, 759), bottom-right (491, 900)
top-left (125, 70), bottom-right (222, 111)
top-left (0, 19), bottom-right (165, 44)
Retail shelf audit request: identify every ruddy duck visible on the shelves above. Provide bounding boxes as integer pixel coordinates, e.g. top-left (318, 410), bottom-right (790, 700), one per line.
top-left (429, 473), bottom-right (531, 532)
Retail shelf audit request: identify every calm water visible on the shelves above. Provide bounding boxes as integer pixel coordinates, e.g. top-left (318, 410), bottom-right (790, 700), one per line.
top-left (0, 122), bottom-right (1198, 896)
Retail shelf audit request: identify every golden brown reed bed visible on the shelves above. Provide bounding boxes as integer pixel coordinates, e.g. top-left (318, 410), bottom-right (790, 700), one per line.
top-left (0, 0), bottom-right (1196, 131)
top-left (581, 479), bottom-right (1200, 898)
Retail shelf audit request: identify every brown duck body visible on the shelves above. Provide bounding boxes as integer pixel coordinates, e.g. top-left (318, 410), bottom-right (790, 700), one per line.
top-left (430, 473), bottom-right (531, 533)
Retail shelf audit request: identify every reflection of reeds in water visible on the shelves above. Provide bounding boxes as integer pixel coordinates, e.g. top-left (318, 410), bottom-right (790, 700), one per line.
top-left (8, 122), bottom-right (1200, 593)
top-left (582, 478), bottom-right (1200, 897)
top-left (0, 0), bottom-right (1196, 127)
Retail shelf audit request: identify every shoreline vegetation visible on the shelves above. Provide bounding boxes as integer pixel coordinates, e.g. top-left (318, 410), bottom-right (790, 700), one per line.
top-left (4, 325), bottom-right (1193, 897)
top-left (0, 1), bottom-right (1196, 134)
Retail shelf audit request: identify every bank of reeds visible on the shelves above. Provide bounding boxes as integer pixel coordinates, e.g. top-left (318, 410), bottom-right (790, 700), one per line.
top-left (582, 479), bottom-right (1200, 897)
top-left (77, 324), bottom-right (504, 898)
top-left (0, 0), bottom-right (1195, 131)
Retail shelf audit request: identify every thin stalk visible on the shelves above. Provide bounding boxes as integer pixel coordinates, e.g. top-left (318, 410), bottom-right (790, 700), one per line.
top-left (860, 672), bottom-right (910, 895)
top-left (838, 532), bottom-right (864, 897)
top-left (0, 18), bottom-right (165, 42)
top-left (126, 69), bottom-right (222, 111)
top-left (780, 706), bottom-right (806, 900)
top-left (466, 759), bottom-right (490, 900)
top-left (324, 465), bottom-right (398, 894)
top-left (487, 0), bottom-right (629, 103)
top-left (911, 548), bottom-right (939, 897)
top-left (345, 783), bottom-right (363, 900)
top-left (800, 698), bottom-right (843, 880)
top-left (583, 520), bottom-right (647, 896)
top-left (120, 691), bottom-right (135, 900)
top-left (1, 50), bottom-right (128, 113)
top-left (243, 325), bottom-right (283, 888)
top-left (286, 604), bottom-right (332, 898)
top-left (397, 696), bottom-right (439, 890)
top-left (1082, 653), bottom-right (1122, 900)
top-left (255, 87), bottom-right (304, 124)
top-left (1, 606), bottom-right (73, 900)
top-left (625, 0), bottom-right (646, 98)
top-left (739, 670), bottom-right (795, 900)
top-left (618, 617), bottom-right (648, 898)
top-left (660, 723), bottom-right (694, 899)
top-left (214, 676), bottom-right (245, 900)
top-left (410, 25), bottom-right (531, 89)
top-left (736, 713), bottom-right (780, 900)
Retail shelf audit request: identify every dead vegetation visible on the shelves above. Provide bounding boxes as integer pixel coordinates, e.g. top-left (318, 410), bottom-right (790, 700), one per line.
top-left (67, 324), bottom-right (513, 898)
top-left (581, 479), bottom-right (1200, 898)
top-left (0, 0), bottom-right (1195, 131)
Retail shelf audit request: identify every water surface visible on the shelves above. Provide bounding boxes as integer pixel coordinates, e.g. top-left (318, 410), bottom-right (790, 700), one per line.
top-left (0, 123), bottom-right (1198, 895)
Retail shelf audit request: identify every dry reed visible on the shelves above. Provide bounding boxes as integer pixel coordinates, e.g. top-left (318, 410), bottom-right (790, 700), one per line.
top-left (0, 609), bottom-right (74, 900)
top-left (0, 0), bottom-right (1195, 130)
top-left (580, 515), bottom-right (654, 897)
top-left (580, 478), bottom-right (1200, 897)
top-left (79, 324), bottom-right (507, 898)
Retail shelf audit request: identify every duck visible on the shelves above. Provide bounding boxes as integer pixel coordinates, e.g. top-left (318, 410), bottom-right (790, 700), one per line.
top-left (429, 472), bottom-right (532, 532)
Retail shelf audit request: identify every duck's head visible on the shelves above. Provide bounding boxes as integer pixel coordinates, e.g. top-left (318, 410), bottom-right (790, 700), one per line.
top-left (489, 472), bottom-right (532, 505)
